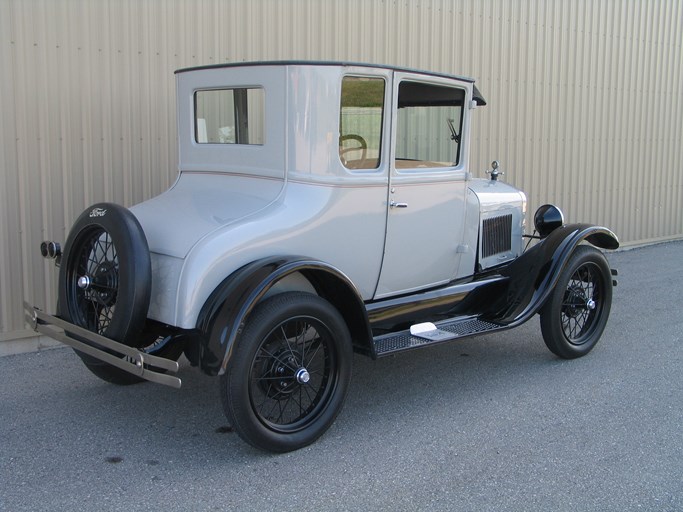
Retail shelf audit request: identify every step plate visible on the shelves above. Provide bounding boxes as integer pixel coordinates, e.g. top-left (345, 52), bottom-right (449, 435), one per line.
top-left (373, 317), bottom-right (501, 357)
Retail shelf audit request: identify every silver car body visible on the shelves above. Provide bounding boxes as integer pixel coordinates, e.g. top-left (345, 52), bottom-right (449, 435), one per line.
top-left (129, 63), bottom-right (525, 329)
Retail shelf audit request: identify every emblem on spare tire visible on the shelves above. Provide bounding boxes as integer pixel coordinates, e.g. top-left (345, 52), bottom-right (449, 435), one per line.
top-left (89, 207), bottom-right (107, 218)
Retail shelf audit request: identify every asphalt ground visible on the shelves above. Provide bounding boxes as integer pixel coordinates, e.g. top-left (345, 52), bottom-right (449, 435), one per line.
top-left (1, 241), bottom-right (682, 511)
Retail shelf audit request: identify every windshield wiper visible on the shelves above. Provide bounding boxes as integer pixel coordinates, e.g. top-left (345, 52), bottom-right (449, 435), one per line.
top-left (447, 118), bottom-right (460, 144)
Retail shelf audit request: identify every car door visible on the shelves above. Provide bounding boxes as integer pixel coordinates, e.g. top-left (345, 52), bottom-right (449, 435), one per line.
top-left (375, 73), bottom-right (471, 299)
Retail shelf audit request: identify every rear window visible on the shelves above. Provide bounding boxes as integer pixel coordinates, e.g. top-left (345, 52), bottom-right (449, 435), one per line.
top-left (195, 88), bottom-right (265, 145)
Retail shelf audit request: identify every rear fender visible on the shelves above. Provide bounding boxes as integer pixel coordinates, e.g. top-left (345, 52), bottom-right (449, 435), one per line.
top-left (195, 256), bottom-right (370, 376)
top-left (487, 223), bottom-right (618, 324)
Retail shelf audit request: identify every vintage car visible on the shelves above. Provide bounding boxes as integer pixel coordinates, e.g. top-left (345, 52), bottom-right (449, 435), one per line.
top-left (26, 62), bottom-right (618, 452)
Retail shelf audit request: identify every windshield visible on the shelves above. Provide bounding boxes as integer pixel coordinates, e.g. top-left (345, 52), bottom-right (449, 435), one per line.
top-left (395, 81), bottom-right (465, 167)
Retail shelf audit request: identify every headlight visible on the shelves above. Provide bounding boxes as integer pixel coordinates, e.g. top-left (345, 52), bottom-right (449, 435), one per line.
top-left (534, 204), bottom-right (564, 238)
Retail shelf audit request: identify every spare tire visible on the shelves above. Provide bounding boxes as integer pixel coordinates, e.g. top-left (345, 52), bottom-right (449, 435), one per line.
top-left (58, 203), bottom-right (152, 384)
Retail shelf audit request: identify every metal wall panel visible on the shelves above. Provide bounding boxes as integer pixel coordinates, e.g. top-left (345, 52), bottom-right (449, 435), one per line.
top-left (1, 0), bottom-right (681, 343)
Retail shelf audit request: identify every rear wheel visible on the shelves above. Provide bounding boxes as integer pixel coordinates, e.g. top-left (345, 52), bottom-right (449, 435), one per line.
top-left (220, 292), bottom-right (352, 452)
top-left (540, 245), bottom-right (613, 359)
top-left (59, 203), bottom-right (152, 384)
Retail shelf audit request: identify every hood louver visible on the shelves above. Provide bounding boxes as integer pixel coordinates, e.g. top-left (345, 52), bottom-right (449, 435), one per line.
top-left (482, 214), bottom-right (513, 259)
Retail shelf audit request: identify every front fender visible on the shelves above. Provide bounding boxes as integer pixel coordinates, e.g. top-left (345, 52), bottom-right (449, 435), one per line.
top-left (487, 223), bottom-right (618, 324)
top-left (195, 256), bottom-right (368, 376)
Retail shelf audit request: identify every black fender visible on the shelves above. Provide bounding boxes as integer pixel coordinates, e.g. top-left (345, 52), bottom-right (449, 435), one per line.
top-left (486, 223), bottom-right (618, 325)
top-left (195, 256), bottom-right (371, 376)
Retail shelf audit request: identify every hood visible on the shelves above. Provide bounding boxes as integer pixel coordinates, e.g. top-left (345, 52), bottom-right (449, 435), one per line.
top-left (130, 172), bottom-right (284, 259)
top-left (468, 178), bottom-right (526, 213)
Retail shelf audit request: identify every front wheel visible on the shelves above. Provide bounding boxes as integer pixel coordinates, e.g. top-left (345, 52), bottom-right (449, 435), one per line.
top-left (540, 245), bottom-right (613, 359)
top-left (220, 292), bottom-right (352, 452)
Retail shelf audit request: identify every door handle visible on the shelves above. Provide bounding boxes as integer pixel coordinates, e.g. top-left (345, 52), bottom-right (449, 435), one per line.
top-left (390, 201), bottom-right (408, 208)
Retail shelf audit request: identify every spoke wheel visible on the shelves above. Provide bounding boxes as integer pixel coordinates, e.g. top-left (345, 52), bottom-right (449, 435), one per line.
top-left (560, 263), bottom-right (602, 345)
top-left (540, 245), bottom-right (613, 359)
top-left (251, 317), bottom-right (336, 432)
top-left (220, 292), bottom-right (352, 452)
top-left (59, 203), bottom-right (152, 384)
top-left (64, 228), bottom-right (120, 335)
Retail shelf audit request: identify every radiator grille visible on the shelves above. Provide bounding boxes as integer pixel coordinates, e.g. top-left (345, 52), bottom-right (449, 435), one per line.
top-left (482, 214), bottom-right (513, 258)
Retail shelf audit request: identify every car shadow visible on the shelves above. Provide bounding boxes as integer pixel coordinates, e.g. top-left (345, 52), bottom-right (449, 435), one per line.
top-left (45, 315), bottom-right (593, 462)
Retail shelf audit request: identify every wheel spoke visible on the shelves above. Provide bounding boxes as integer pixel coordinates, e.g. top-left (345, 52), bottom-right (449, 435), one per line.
top-left (254, 375), bottom-right (295, 382)
top-left (299, 385), bottom-right (304, 418)
top-left (304, 337), bottom-right (323, 367)
top-left (279, 325), bottom-right (296, 355)
top-left (255, 382), bottom-right (275, 410)
top-left (264, 392), bottom-right (284, 420)
top-left (254, 346), bottom-right (298, 372)
top-left (287, 392), bottom-right (305, 418)
top-left (274, 397), bottom-right (285, 424)
top-left (301, 382), bottom-right (316, 403)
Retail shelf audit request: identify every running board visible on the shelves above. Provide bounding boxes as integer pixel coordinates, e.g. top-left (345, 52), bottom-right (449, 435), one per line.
top-left (373, 316), bottom-right (504, 357)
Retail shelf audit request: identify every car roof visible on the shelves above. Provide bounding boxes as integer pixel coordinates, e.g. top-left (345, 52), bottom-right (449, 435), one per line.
top-left (175, 60), bottom-right (487, 106)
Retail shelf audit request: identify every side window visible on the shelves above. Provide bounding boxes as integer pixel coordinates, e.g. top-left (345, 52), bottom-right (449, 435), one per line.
top-left (395, 81), bottom-right (465, 168)
top-left (339, 77), bottom-right (385, 170)
top-left (195, 88), bottom-right (264, 145)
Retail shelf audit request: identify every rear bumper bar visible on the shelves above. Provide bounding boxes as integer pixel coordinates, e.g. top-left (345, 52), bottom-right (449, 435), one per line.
top-left (23, 302), bottom-right (181, 388)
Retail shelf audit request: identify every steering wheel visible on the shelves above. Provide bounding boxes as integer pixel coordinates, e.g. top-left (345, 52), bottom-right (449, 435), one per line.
top-left (339, 134), bottom-right (368, 167)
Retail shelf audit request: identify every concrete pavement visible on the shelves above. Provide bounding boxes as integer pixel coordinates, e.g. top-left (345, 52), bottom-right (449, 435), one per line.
top-left (1, 241), bottom-right (682, 511)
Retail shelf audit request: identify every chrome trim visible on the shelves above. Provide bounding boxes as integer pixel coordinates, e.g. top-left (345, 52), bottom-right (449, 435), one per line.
top-left (23, 302), bottom-right (181, 389)
top-left (296, 368), bottom-right (311, 384)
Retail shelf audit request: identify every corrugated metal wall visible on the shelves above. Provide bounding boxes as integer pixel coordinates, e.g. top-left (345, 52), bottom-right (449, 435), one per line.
top-left (1, 0), bottom-right (682, 345)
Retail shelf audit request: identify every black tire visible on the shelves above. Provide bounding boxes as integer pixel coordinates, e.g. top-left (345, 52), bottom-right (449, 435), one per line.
top-left (58, 203), bottom-right (152, 384)
top-left (220, 292), bottom-right (353, 452)
top-left (540, 245), bottom-right (613, 359)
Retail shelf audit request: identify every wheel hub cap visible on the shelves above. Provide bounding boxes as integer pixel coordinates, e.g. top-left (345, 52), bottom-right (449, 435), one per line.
top-left (77, 276), bottom-right (91, 289)
top-left (586, 298), bottom-right (596, 310)
top-left (261, 349), bottom-right (311, 397)
top-left (296, 368), bottom-right (310, 384)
